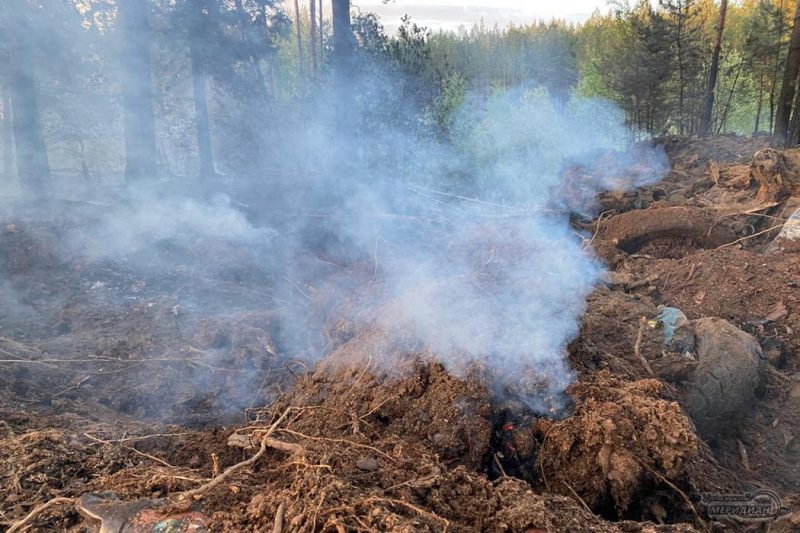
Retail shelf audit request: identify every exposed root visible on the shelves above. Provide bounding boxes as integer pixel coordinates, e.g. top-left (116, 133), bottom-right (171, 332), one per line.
top-left (6, 497), bottom-right (75, 533)
top-left (635, 458), bottom-right (708, 532)
top-left (176, 407), bottom-right (294, 501)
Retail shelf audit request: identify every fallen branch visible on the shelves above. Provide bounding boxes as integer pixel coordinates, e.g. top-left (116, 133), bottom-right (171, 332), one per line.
top-left (7, 497), bottom-right (75, 533)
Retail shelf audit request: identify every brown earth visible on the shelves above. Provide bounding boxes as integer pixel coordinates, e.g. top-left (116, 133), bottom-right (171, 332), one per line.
top-left (2, 135), bottom-right (800, 532)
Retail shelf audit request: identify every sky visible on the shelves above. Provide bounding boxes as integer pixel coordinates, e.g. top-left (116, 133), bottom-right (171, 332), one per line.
top-left (352, 0), bottom-right (613, 32)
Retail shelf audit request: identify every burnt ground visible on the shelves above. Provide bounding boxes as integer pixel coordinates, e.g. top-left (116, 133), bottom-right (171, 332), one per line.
top-left (2, 135), bottom-right (800, 532)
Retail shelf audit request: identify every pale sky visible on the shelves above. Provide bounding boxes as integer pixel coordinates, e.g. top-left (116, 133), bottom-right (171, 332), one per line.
top-left (351, 0), bottom-right (613, 31)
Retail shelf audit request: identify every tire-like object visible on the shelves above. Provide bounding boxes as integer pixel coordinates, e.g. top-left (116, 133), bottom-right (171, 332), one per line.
top-left (600, 206), bottom-right (736, 253)
top-left (681, 318), bottom-right (767, 441)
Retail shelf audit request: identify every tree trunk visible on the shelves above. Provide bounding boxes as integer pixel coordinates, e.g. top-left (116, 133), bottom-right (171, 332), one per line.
top-left (700, 0), bottom-right (727, 137)
top-left (118, 0), bottom-right (158, 182)
top-left (188, 0), bottom-right (215, 179)
top-left (788, 72), bottom-right (800, 144)
top-left (294, 0), bottom-right (305, 82)
top-left (233, 0), bottom-right (269, 97)
top-left (331, 0), bottom-right (353, 77)
top-left (319, 0), bottom-right (324, 65)
top-left (676, 5), bottom-right (686, 136)
top-left (2, 89), bottom-right (13, 178)
top-left (774, 0), bottom-right (800, 144)
top-left (770, 0), bottom-right (786, 136)
top-left (755, 72), bottom-right (765, 134)
top-left (309, 0), bottom-right (318, 75)
top-left (6, 0), bottom-right (49, 195)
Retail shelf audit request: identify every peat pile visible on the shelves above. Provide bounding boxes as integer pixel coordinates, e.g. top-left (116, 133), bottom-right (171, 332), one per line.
top-left (4, 135), bottom-right (800, 532)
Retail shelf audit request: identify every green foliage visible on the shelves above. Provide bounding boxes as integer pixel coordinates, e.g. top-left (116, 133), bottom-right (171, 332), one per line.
top-left (3, 0), bottom-right (796, 180)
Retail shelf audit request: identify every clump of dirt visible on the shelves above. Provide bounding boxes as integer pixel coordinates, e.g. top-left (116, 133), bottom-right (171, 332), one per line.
top-left (623, 248), bottom-right (800, 362)
top-left (280, 326), bottom-right (494, 469)
top-left (537, 374), bottom-right (700, 518)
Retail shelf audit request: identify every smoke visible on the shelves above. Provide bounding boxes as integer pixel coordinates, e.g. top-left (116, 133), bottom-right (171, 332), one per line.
top-left (289, 84), bottom-right (669, 411)
top-left (0, 6), bottom-right (669, 419)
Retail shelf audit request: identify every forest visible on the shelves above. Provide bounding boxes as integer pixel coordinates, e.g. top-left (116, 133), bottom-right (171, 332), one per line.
top-left (3, 1), bottom-right (800, 532)
top-left (3, 0), bottom-right (800, 188)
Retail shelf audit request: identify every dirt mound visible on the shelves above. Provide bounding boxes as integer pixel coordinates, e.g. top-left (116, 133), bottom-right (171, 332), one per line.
top-left (537, 375), bottom-right (700, 519)
top-left (6, 139), bottom-right (800, 532)
top-left (659, 135), bottom-right (769, 170)
top-left (279, 327), bottom-right (494, 469)
top-left (622, 248), bottom-right (800, 364)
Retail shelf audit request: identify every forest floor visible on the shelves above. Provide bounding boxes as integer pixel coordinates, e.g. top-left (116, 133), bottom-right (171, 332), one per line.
top-left (3, 135), bottom-right (800, 532)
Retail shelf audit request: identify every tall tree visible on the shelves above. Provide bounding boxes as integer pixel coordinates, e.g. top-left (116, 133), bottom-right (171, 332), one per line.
top-left (700, 0), bottom-right (728, 136)
top-left (332, 0), bottom-right (354, 77)
top-left (309, 0), bottom-right (318, 74)
top-left (187, 0), bottom-right (217, 179)
top-left (4, 0), bottom-right (49, 194)
top-left (118, 0), bottom-right (158, 182)
top-left (658, 0), bottom-right (706, 135)
top-left (319, 0), bottom-right (324, 64)
top-left (293, 0), bottom-right (305, 80)
top-left (318, 0), bottom-right (324, 65)
top-left (770, 0), bottom-right (787, 133)
top-left (2, 87), bottom-right (12, 178)
top-left (775, 0), bottom-right (800, 144)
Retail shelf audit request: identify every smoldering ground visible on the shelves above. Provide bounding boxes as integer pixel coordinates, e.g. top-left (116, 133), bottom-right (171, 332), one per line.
top-left (0, 21), bottom-right (668, 420)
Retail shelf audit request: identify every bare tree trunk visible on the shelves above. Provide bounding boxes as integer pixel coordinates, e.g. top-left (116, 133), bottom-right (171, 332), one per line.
top-left (233, 0), bottom-right (269, 97)
top-left (309, 0), bottom-right (318, 75)
top-left (788, 73), bottom-right (800, 144)
top-left (755, 71), bottom-right (765, 134)
top-left (676, 7), bottom-right (686, 136)
top-left (331, 0), bottom-right (353, 78)
top-left (188, 0), bottom-right (216, 179)
top-left (716, 50), bottom-right (745, 134)
top-left (260, 4), bottom-right (277, 96)
top-left (319, 0), bottom-right (324, 65)
top-left (294, 0), bottom-right (305, 82)
top-left (700, 0), bottom-right (727, 137)
top-left (770, 0), bottom-right (786, 135)
top-left (119, 0), bottom-right (158, 182)
top-left (2, 89), bottom-right (13, 178)
top-left (774, 0), bottom-right (800, 144)
top-left (6, 0), bottom-right (49, 195)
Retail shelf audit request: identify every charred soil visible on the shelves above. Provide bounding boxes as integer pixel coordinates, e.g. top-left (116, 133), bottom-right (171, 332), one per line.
top-left (3, 135), bottom-right (800, 532)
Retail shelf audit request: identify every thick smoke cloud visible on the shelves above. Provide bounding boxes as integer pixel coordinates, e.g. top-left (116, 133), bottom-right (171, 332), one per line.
top-left (291, 85), bottom-right (670, 411)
